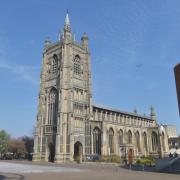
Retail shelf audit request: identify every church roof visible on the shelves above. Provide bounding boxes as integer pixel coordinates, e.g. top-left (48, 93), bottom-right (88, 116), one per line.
top-left (93, 104), bottom-right (153, 121)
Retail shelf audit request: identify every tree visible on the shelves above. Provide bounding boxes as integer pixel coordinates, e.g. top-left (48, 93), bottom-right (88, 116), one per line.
top-left (8, 138), bottom-right (26, 159)
top-left (22, 136), bottom-right (34, 154)
top-left (8, 138), bottom-right (26, 158)
top-left (0, 130), bottom-right (10, 157)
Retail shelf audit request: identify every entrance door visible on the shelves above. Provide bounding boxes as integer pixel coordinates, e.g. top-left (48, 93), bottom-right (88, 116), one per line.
top-left (128, 148), bottom-right (134, 165)
top-left (74, 142), bottom-right (82, 161)
top-left (48, 143), bottom-right (55, 162)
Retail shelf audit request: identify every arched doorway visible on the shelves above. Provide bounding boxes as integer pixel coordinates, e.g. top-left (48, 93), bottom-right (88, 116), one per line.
top-left (48, 142), bottom-right (55, 162)
top-left (74, 141), bottom-right (83, 161)
top-left (128, 148), bottom-right (134, 165)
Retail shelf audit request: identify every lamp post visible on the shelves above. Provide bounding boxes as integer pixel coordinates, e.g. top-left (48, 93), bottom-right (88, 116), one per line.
top-left (122, 145), bottom-right (127, 165)
top-left (125, 145), bottom-right (127, 165)
top-left (159, 125), bottom-right (165, 159)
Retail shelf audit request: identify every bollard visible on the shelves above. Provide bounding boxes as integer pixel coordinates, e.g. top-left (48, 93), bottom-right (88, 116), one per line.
top-left (142, 164), bottom-right (145, 171)
top-left (116, 165), bottom-right (118, 172)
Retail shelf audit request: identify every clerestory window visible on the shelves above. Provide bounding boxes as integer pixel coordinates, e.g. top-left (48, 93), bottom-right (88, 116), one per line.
top-left (119, 129), bottom-right (123, 145)
top-left (135, 131), bottom-right (141, 152)
top-left (109, 128), bottom-right (114, 154)
top-left (151, 131), bottom-right (158, 152)
top-left (93, 127), bottom-right (101, 155)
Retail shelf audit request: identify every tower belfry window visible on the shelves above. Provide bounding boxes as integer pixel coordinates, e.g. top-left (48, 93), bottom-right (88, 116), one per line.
top-left (73, 55), bottom-right (81, 76)
top-left (51, 54), bottom-right (58, 74)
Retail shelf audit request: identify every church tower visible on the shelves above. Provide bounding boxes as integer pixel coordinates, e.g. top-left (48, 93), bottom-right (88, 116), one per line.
top-left (33, 11), bottom-right (92, 162)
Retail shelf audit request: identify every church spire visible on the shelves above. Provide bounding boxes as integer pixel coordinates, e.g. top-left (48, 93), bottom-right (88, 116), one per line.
top-left (150, 106), bottom-right (156, 117)
top-left (150, 105), bottom-right (157, 123)
top-left (65, 9), bottom-right (70, 26)
top-left (64, 9), bottom-right (71, 32)
top-left (64, 9), bottom-right (71, 43)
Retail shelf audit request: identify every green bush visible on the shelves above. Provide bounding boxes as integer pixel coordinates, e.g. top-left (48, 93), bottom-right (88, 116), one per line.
top-left (136, 156), bottom-right (155, 166)
top-left (74, 155), bottom-right (81, 163)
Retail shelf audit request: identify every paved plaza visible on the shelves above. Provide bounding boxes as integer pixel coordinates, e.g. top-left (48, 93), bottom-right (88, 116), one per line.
top-left (0, 162), bottom-right (83, 173)
top-left (0, 161), bottom-right (179, 180)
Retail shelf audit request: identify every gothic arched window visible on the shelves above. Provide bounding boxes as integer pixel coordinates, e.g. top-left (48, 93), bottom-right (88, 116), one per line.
top-left (135, 131), bottom-right (141, 152)
top-left (127, 130), bottom-right (132, 144)
top-left (93, 127), bottom-right (101, 155)
top-left (151, 131), bottom-right (158, 152)
top-left (118, 129), bottom-right (123, 145)
top-left (73, 55), bottom-right (81, 76)
top-left (48, 88), bottom-right (58, 125)
top-left (51, 54), bottom-right (58, 74)
top-left (143, 132), bottom-right (148, 152)
top-left (109, 128), bottom-right (114, 154)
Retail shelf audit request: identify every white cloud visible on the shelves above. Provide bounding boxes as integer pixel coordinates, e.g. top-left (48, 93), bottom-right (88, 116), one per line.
top-left (0, 60), bottom-right (39, 85)
top-left (0, 35), bottom-right (39, 85)
top-left (145, 81), bottom-right (158, 91)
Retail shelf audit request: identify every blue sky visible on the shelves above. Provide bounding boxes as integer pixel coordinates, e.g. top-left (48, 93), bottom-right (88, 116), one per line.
top-left (0, 0), bottom-right (180, 137)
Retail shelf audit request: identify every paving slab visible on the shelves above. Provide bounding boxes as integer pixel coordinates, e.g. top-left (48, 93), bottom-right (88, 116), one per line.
top-left (0, 162), bottom-right (83, 173)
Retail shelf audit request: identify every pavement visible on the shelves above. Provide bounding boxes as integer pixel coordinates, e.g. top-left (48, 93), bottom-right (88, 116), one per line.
top-left (0, 160), bottom-right (179, 180)
top-left (0, 162), bottom-right (83, 173)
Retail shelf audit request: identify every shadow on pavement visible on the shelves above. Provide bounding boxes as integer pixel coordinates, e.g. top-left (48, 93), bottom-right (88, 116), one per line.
top-left (0, 173), bottom-right (25, 180)
top-left (120, 164), bottom-right (180, 174)
top-left (120, 164), bottom-right (156, 172)
top-left (0, 175), bottom-right (6, 180)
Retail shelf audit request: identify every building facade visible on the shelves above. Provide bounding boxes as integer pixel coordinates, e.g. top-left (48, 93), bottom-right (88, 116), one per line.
top-left (33, 13), bottom-right (169, 162)
top-left (174, 63), bottom-right (180, 116)
top-left (163, 125), bottom-right (178, 138)
top-left (168, 136), bottom-right (180, 155)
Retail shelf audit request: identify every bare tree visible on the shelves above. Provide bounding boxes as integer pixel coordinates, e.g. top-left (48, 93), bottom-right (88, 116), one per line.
top-left (8, 138), bottom-right (26, 158)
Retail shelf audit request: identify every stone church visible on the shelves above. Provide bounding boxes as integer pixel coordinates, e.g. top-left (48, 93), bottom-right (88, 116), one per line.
top-left (33, 12), bottom-right (169, 162)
